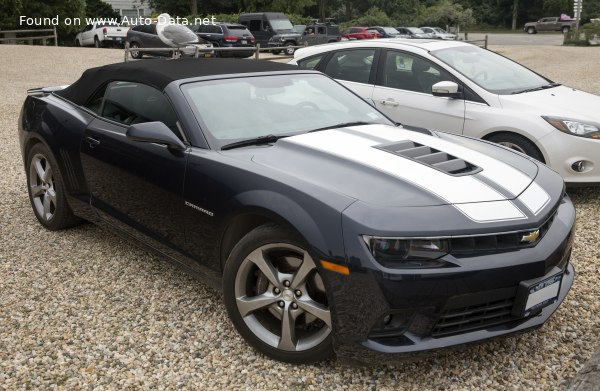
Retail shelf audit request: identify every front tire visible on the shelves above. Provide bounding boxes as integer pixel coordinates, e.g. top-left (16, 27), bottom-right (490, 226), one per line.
top-left (527, 27), bottom-right (536, 34)
top-left (223, 224), bottom-right (333, 364)
top-left (486, 133), bottom-right (545, 163)
top-left (26, 143), bottom-right (82, 230)
top-left (129, 42), bottom-right (143, 59)
top-left (284, 42), bottom-right (295, 55)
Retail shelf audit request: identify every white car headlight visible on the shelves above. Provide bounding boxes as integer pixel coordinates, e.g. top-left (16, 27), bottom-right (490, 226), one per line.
top-left (543, 116), bottom-right (600, 139)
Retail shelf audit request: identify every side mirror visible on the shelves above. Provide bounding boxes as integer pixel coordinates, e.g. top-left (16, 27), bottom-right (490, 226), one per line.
top-left (126, 121), bottom-right (186, 151)
top-left (432, 81), bottom-right (462, 99)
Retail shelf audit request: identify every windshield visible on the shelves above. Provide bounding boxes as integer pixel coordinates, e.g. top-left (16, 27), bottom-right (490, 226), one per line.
top-left (270, 19), bottom-right (294, 31)
top-left (292, 25), bottom-right (306, 34)
top-left (383, 27), bottom-right (400, 34)
top-left (407, 28), bottom-right (426, 34)
top-left (181, 74), bottom-right (391, 148)
top-left (433, 28), bottom-right (447, 33)
top-left (431, 45), bottom-right (552, 94)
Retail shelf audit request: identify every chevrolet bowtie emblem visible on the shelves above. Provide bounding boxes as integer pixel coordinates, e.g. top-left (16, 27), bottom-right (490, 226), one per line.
top-left (521, 230), bottom-right (540, 243)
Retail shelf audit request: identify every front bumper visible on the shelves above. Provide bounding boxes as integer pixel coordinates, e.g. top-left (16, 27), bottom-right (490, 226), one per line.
top-left (536, 129), bottom-right (600, 185)
top-left (326, 194), bottom-right (575, 365)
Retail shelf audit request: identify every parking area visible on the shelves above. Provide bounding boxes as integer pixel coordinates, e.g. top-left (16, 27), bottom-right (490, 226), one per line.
top-left (0, 44), bottom-right (598, 389)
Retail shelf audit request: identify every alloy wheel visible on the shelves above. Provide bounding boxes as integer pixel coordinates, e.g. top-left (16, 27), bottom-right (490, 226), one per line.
top-left (28, 153), bottom-right (56, 222)
top-left (234, 243), bottom-right (331, 352)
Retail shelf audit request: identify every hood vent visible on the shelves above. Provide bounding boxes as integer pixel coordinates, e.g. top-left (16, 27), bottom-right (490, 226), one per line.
top-left (376, 140), bottom-right (481, 176)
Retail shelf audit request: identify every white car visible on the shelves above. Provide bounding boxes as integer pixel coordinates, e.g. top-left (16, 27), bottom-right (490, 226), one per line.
top-left (289, 39), bottom-right (600, 185)
top-left (420, 27), bottom-right (457, 40)
top-left (75, 21), bottom-right (129, 48)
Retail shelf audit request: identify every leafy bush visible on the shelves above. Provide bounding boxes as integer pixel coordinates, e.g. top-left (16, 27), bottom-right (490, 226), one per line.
top-left (564, 22), bottom-right (600, 46)
top-left (341, 7), bottom-right (393, 29)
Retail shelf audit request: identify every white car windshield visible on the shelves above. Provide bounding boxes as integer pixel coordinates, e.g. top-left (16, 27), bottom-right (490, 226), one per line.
top-left (431, 46), bottom-right (554, 95)
top-left (182, 74), bottom-right (392, 147)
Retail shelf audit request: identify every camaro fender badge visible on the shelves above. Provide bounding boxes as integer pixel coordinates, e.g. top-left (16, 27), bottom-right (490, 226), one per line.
top-left (185, 201), bottom-right (214, 217)
top-left (521, 230), bottom-right (540, 243)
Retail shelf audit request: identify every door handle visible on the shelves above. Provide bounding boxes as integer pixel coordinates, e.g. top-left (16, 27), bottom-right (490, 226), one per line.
top-left (86, 136), bottom-right (100, 148)
top-left (379, 99), bottom-right (400, 107)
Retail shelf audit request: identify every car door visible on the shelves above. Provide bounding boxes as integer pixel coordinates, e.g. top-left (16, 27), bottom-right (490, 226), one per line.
top-left (371, 50), bottom-right (465, 132)
top-left (319, 48), bottom-right (377, 102)
top-left (79, 81), bottom-right (188, 250)
top-left (538, 18), bottom-right (554, 31)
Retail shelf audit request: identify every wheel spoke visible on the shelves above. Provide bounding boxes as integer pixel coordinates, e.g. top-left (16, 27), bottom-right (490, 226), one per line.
top-left (46, 188), bottom-right (57, 206)
top-left (278, 306), bottom-right (298, 351)
top-left (246, 248), bottom-right (280, 287)
top-left (291, 251), bottom-right (316, 288)
top-left (297, 299), bottom-right (331, 327)
top-left (43, 166), bottom-right (53, 184)
top-left (236, 293), bottom-right (278, 317)
top-left (42, 193), bottom-right (52, 218)
top-left (30, 185), bottom-right (45, 197)
top-left (34, 159), bottom-right (46, 182)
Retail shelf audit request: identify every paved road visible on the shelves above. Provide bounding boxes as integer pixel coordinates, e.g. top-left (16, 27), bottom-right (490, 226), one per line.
top-left (464, 32), bottom-right (565, 46)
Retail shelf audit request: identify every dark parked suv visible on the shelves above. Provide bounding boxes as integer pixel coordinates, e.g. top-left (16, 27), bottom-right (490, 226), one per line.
top-left (191, 23), bottom-right (255, 58)
top-left (268, 23), bottom-right (341, 55)
top-left (126, 23), bottom-right (213, 59)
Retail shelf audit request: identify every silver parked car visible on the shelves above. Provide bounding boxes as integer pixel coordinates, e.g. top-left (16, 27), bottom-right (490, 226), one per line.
top-left (420, 27), bottom-right (457, 40)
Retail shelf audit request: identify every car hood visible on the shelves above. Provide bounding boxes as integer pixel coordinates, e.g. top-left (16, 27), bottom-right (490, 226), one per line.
top-left (251, 125), bottom-right (553, 223)
top-left (499, 86), bottom-right (600, 122)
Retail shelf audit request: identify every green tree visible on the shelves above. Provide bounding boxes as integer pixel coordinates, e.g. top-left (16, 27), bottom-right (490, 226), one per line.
top-left (0, 0), bottom-right (22, 29)
top-left (85, 0), bottom-right (120, 19)
top-left (419, 0), bottom-right (474, 28)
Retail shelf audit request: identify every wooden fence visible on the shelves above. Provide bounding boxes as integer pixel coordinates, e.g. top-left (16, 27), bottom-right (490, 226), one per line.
top-left (0, 27), bottom-right (58, 46)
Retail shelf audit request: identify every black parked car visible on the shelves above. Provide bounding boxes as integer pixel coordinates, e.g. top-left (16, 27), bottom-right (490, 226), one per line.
top-left (19, 59), bottom-right (575, 365)
top-left (268, 23), bottom-right (341, 55)
top-left (191, 23), bottom-right (255, 58)
top-left (126, 23), bottom-right (213, 59)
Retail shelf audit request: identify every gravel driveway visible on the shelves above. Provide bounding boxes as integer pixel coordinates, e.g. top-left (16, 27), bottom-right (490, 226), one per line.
top-left (1, 45), bottom-right (599, 390)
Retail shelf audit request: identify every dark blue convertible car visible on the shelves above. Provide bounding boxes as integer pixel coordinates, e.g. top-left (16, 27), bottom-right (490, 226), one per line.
top-left (19, 59), bottom-right (575, 364)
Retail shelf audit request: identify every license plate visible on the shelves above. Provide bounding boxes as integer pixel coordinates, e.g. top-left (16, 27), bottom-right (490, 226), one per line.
top-left (241, 40), bottom-right (247, 44)
top-left (204, 53), bottom-right (212, 58)
top-left (514, 273), bottom-right (562, 317)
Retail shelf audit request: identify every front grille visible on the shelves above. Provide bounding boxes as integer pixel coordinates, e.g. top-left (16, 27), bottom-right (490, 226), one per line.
top-left (376, 140), bottom-right (481, 176)
top-left (450, 212), bottom-right (555, 255)
top-left (431, 287), bottom-right (518, 338)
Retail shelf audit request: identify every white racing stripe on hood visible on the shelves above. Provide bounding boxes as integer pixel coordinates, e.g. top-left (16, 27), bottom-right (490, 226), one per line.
top-left (351, 126), bottom-right (533, 197)
top-left (455, 201), bottom-right (526, 223)
top-left (518, 181), bottom-right (551, 215)
top-left (286, 127), bottom-right (532, 222)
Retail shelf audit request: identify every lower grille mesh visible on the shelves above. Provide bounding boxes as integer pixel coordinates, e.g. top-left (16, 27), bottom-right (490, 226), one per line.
top-left (431, 287), bottom-right (518, 338)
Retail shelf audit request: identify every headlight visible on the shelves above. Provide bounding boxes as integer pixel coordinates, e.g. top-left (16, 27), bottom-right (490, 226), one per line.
top-left (543, 116), bottom-right (600, 139)
top-left (362, 236), bottom-right (450, 269)
top-left (280, 37), bottom-right (286, 41)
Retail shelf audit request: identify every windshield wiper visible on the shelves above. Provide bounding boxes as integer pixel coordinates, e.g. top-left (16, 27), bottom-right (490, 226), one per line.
top-left (221, 134), bottom-right (287, 150)
top-left (307, 121), bottom-right (378, 133)
top-left (511, 83), bottom-right (561, 94)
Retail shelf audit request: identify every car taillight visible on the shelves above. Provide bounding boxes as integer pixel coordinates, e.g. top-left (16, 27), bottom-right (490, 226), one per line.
top-left (224, 36), bottom-right (238, 42)
top-left (249, 37), bottom-right (255, 42)
top-left (103, 27), bottom-right (107, 35)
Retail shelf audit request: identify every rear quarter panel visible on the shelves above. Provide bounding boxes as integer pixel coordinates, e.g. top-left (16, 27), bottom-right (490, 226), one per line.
top-left (20, 94), bottom-right (95, 217)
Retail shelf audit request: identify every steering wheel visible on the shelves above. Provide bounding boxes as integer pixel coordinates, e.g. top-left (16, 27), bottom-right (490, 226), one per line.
top-left (473, 70), bottom-right (488, 81)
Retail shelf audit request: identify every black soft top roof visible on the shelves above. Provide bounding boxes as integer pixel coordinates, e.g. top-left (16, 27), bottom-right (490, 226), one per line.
top-left (56, 58), bottom-right (299, 105)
